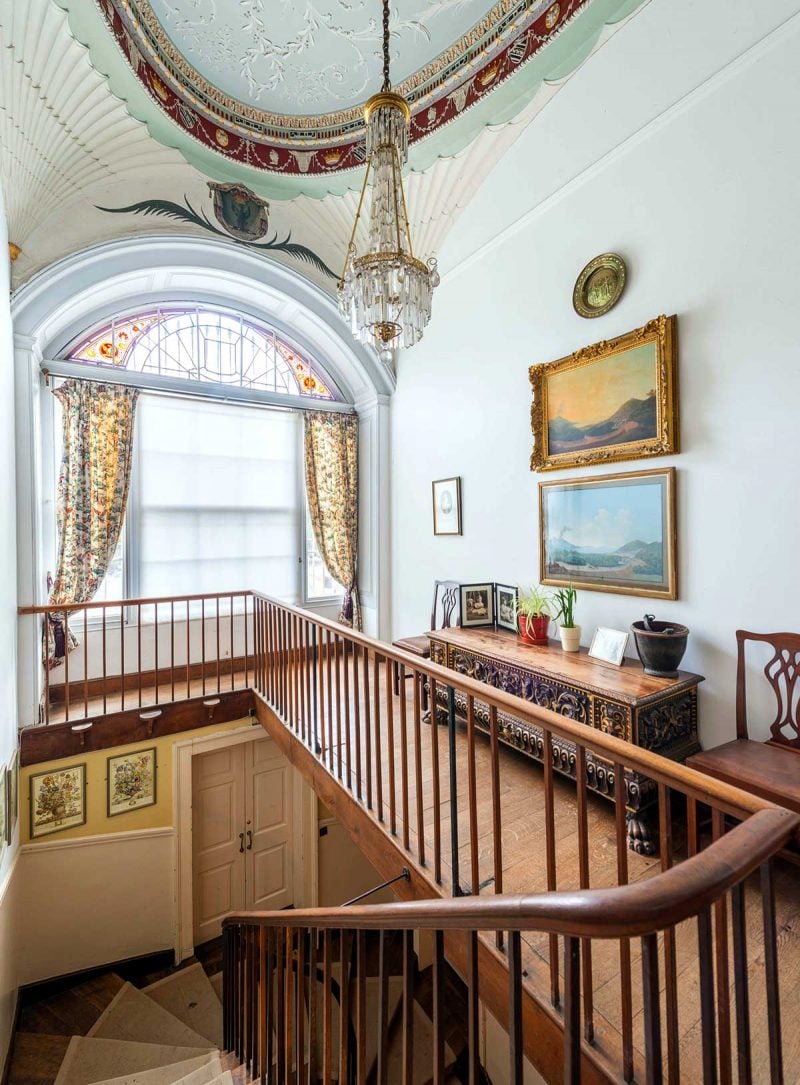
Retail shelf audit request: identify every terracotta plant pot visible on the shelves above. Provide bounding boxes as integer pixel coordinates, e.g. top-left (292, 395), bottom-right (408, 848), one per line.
top-left (518, 613), bottom-right (550, 645)
top-left (559, 624), bottom-right (581, 652)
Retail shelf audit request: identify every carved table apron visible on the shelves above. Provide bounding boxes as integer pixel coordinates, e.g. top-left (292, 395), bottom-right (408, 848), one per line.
top-left (427, 629), bottom-right (703, 855)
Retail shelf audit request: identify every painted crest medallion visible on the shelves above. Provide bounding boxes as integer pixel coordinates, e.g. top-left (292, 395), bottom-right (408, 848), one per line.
top-left (208, 182), bottom-right (270, 242)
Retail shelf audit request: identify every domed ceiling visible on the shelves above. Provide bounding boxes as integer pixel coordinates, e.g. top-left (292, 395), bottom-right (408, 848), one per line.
top-left (97, 0), bottom-right (585, 175)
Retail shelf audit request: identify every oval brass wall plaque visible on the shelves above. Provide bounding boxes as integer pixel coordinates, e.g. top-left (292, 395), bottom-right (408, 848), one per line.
top-left (573, 253), bottom-right (627, 318)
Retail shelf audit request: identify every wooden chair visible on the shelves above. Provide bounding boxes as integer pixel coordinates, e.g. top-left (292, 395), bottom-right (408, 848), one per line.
top-left (688, 630), bottom-right (800, 817)
top-left (392, 580), bottom-right (460, 709)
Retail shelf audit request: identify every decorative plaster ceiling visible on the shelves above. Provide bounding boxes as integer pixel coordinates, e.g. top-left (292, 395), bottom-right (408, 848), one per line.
top-left (80, 0), bottom-right (640, 185)
top-left (1, 0), bottom-right (647, 289)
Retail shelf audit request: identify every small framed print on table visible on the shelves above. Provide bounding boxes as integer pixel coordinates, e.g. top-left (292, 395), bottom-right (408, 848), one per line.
top-left (495, 584), bottom-right (518, 632)
top-left (432, 477), bottom-right (462, 536)
top-left (589, 627), bottom-right (630, 667)
top-left (460, 583), bottom-right (494, 628)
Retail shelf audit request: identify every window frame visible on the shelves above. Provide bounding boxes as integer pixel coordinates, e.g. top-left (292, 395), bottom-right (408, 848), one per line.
top-left (44, 301), bottom-right (354, 620)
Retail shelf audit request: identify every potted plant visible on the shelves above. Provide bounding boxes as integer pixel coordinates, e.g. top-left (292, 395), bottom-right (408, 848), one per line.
top-left (517, 586), bottom-right (553, 645)
top-left (554, 586), bottom-right (581, 652)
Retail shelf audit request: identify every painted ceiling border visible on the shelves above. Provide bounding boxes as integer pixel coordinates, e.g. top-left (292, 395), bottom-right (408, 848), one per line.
top-left (55, 0), bottom-right (648, 200)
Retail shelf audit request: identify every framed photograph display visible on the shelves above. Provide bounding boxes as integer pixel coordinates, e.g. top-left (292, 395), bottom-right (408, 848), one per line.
top-left (495, 584), bottom-right (518, 632)
top-left (460, 583), bottom-right (494, 628)
top-left (530, 315), bottom-right (678, 472)
top-left (539, 467), bottom-right (677, 600)
top-left (107, 747), bottom-right (157, 817)
top-left (30, 763), bottom-right (87, 839)
top-left (589, 627), bottom-right (630, 667)
top-left (432, 477), bottom-right (462, 536)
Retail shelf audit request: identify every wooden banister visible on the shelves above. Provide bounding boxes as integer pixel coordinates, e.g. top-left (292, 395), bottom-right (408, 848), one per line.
top-left (225, 807), bottom-right (796, 939)
top-left (18, 588), bottom-right (252, 614)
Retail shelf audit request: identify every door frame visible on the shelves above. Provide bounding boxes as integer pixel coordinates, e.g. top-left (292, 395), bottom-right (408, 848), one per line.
top-left (173, 722), bottom-right (318, 963)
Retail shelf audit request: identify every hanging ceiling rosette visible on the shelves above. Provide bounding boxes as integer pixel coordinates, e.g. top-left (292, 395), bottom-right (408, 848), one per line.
top-left (87, 0), bottom-right (594, 180)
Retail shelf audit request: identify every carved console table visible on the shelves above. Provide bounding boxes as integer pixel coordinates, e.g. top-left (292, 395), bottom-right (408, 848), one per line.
top-left (427, 628), bottom-right (703, 854)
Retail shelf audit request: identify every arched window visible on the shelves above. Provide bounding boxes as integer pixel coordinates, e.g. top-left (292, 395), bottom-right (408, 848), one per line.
top-left (65, 306), bottom-right (337, 401)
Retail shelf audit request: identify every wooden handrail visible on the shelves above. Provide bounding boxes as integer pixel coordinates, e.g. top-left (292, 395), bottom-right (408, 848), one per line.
top-left (248, 593), bottom-right (778, 823)
top-left (18, 588), bottom-right (253, 615)
top-left (224, 807), bottom-right (796, 938)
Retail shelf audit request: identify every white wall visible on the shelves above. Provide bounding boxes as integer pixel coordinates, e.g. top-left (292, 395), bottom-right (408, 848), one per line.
top-left (390, 0), bottom-right (800, 750)
top-left (0, 181), bottom-right (19, 1068)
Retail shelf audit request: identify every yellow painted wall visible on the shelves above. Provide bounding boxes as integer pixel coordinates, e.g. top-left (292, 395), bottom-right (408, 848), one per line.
top-left (20, 716), bottom-right (259, 844)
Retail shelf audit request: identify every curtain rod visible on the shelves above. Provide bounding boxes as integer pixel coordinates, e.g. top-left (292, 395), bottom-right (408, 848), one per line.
top-left (41, 365), bottom-right (357, 416)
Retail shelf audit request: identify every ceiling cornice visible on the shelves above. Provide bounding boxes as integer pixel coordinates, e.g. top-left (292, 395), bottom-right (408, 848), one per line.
top-left (55, 0), bottom-right (649, 199)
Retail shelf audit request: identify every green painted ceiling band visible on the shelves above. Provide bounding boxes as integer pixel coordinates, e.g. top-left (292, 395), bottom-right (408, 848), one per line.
top-left (55, 0), bottom-right (648, 201)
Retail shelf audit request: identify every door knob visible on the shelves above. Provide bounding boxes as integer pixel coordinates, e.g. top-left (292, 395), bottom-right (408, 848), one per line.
top-left (238, 832), bottom-right (245, 853)
top-left (246, 830), bottom-right (253, 851)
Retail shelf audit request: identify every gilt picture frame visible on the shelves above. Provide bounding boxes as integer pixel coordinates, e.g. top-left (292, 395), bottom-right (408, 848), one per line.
top-left (539, 467), bottom-right (677, 600)
top-left (529, 315), bottom-right (678, 472)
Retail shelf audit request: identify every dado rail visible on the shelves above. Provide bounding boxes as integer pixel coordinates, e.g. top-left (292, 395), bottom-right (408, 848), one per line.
top-left (18, 591), bottom-right (800, 1083)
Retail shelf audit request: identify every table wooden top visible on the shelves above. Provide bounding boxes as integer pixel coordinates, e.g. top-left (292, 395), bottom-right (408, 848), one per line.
top-left (428, 626), bottom-right (703, 706)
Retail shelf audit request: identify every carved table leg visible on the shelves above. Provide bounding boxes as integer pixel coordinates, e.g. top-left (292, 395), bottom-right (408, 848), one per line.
top-left (626, 809), bottom-right (658, 856)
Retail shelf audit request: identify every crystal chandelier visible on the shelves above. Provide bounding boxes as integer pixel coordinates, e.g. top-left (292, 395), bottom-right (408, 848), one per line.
top-left (338, 0), bottom-right (439, 357)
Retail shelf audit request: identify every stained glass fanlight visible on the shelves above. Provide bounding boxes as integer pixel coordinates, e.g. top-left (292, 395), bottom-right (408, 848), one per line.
top-left (337, 0), bottom-right (439, 359)
top-left (67, 306), bottom-right (335, 400)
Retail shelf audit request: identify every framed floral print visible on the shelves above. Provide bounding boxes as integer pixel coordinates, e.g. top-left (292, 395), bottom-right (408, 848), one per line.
top-left (107, 747), bottom-right (157, 817)
top-left (530, 315), bottom-right (678, 471)
top-left (30, 763), bottom-right (87, 839)
top-left (539, 467), bottom-right (677, 600)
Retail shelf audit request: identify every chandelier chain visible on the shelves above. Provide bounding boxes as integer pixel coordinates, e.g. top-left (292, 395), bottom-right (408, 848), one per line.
top-left (382, 0), bottom-right (391, 91)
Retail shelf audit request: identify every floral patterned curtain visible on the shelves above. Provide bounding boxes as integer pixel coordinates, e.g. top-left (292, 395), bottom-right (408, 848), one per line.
top-left (303, 411), bottom-right (361, 630)
top-left (47, 380), bottom-right (140, 665)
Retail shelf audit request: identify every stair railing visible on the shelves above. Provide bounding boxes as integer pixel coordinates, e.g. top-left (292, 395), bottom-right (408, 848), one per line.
top-left (223, 805), bottom-right (797, 1084)
top-left (248, 592), bottom-right (800, 1084)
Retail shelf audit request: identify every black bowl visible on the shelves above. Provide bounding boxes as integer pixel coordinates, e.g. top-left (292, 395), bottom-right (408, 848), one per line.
top-left (631, 620), bottom-right (689, 678)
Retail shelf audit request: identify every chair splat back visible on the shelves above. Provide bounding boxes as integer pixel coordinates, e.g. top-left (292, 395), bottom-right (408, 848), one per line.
top-left (736, 629), bottom-right (800, 748)
top-left (431, 580), bottom-right (461, 631)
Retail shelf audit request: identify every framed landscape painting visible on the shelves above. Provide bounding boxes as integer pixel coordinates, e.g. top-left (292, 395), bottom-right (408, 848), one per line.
top-left (539, 468), bottom-right (677, 599)
top-left (529, 315), bottom-right (678, 471)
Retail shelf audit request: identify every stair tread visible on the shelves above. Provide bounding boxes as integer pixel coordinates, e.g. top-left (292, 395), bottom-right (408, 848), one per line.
top-left (7, 1032), bottom-right (72, 1085)
top-left (88, 984), bottom-right (216, 1049)
top-left (87, 1055), bottom-right (222, 1085)
top-left (143, 964), bottom-right (222, 1047)
top-left (53, 1037), bottom-right (217, 1085)
top-left (208, 974), bottom-right (223, 1005)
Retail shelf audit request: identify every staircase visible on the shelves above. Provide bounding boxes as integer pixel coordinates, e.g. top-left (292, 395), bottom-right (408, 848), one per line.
top-left (8, 937), bottom-right (487, 1085)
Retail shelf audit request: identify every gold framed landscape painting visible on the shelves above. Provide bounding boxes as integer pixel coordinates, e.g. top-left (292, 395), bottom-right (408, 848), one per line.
top-left (30, 763), bottom-right (86, 839)
top-left (539, 467), bottom-right (677, 600)
top-left (529, 314), bottom-right (678, 471)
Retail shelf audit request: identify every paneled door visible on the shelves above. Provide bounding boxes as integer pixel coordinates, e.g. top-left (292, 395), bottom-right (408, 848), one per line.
top-left (192, 737), bottom-right (293, 946)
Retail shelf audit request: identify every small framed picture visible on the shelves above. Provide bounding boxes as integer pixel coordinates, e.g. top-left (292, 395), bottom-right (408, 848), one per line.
top-left (588, 627), bottom-right (630, 667)
top-left (432, 477), bottom-right (462, 536)
top-left (0, 769), bottom-right (6, 856)
top-left (107, 747), bottom-right (157, 817)
top-left (460, 583), bottom-right (494, 628)
top-left (5, 749), bottom-right (18, 844)
top-left (495, 585), bottom-right (518, 633)
top-left (30, 763), bottom-right (87, 839)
